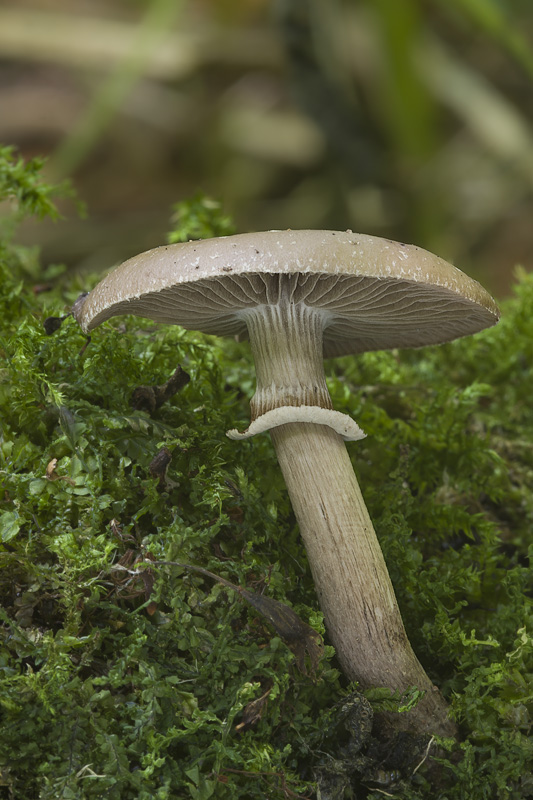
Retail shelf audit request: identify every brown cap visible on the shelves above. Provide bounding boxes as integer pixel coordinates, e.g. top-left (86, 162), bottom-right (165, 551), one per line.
top-left (73, 230), bottom-right (499, 356)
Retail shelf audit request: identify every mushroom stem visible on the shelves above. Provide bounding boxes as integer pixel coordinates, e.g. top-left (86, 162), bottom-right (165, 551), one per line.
top-left (243, 299), bottom-right (331, 417)
top-left (244, 296), bottom-right (456, 736)
top-left (270, 422), bottom-right (455, 736)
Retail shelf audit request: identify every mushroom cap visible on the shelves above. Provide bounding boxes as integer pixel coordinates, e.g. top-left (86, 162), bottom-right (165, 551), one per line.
top-left (74, 230), bottom-right (499, 357)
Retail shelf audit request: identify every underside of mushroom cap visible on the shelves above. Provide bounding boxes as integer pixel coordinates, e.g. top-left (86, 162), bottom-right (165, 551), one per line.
top-left (73, 230), bottom-right (500, 355)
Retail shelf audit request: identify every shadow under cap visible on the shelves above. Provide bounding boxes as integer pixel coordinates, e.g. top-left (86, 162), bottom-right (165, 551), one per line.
top-left (73, 229), bottom-right (500, 356)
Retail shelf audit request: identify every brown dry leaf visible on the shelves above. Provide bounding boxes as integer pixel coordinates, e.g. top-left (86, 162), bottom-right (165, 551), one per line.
top-left (109, 552), bottom-right (158, 614)
top-left (43, 459), bottom-right (76, 485)
top-left (163, 561), bottom-right (324, 677)
top-left (149, 447), bottom-right (173, 486)
top-left (131, 365), bottom-right (190, 413)
top-left (109, 518), bottom-right (122, 536)
top-left (241, 589), bottom-right (324, 677)
top-left (235, 687), bottom-right (271, 732)
top-left (109, 518), bottom-right (136, 544)
top-left (45, 458), bottom-right (58, 478)
top-left (43, 314), bottom-right (69, 334)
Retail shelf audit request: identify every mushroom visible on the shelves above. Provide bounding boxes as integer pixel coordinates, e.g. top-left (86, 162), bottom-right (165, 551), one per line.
top-left (73, 230), bottom-right (499, 736)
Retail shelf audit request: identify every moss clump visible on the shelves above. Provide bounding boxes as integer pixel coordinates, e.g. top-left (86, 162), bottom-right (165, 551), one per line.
top-left (1, 152), bottom-right (532, 799)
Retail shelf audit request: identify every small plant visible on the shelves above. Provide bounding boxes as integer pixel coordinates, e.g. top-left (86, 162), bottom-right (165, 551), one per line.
top-left (167, 193), bottom-right (236, 244)
top-left (0, 145), bottom-right (66, 220)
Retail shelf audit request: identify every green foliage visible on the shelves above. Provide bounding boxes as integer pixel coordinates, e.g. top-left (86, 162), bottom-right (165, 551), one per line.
top-left (0, 145), bottom-right (65, 220)
top-left (1, 153), bottom-right (533, 797)
top-left (167, 194), bottom-right (236, 244)
top-left (0, 145), bottom-right (74, 284)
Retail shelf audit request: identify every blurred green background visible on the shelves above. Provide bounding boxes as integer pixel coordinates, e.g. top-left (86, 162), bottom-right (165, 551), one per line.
top-left (1, 0), bottom-right (533, 295)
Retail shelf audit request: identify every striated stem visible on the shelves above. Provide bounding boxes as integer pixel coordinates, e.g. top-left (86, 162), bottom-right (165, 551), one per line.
top-left (243, 301), bottom-right (331, 419)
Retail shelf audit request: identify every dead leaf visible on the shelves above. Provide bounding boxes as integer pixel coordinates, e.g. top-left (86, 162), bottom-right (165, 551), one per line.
top-left (149, 447), bottom-right (172, 486)
top-left (45, 458), bottom-right (58, 478)
top-left (43, 314), bottom-right (69, 334)
top-left (240, 589), bottom-right (324, 677)
top-left (235, 687), bottom-right (271, 732)
top-left (109, 519), bottom-right (136, 544)
top-left (157, 561), bottom-right (324, 677)
top-left (43, 317), bottom-right (65, 336)
top-left (43, 459), bottom-right (76, 486)
top-left (131, 365), bottom-right (190, 413)
top-left (33, 283), bottom-right (54, 295)
top-left (108, 551), bottom-right (157, 613)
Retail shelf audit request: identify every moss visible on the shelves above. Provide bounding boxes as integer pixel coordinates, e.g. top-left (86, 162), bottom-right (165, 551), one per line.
top-left (1, 151), bottom-right (532, 798)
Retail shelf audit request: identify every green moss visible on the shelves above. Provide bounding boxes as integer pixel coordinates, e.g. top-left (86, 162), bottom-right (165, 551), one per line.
top-left (1, 151), bottom-right (532, 798)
